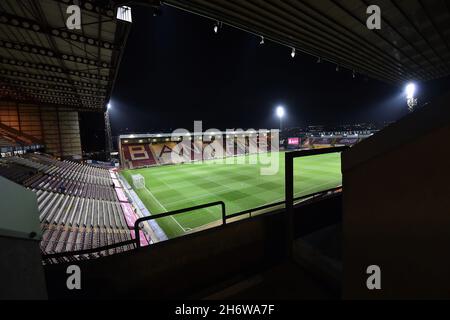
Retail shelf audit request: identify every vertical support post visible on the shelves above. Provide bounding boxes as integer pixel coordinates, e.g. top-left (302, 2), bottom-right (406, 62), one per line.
top-left (285, 152), bottom-right (294, 258)
top-left (135, 223), bottom-right (141, 249)
top-left (221, 202), bottom-right (226, 225)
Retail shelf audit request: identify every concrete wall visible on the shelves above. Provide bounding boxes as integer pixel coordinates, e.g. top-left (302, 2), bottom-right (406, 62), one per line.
top-left (342, 93), bottom-right (450, 299)
top-left (44, 195), bottom-right (341, 299)
top-left (0, 101), bottom-right (82, 157)
top-left (0, 177), bottom-right (47, 299)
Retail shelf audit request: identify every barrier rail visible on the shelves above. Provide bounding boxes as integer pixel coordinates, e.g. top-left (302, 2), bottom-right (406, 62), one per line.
top-left (133, 201), bottom-right (226, 248)
top-left (42, 239), bottom-right (137, 263)
top-left (225, 186), bottom-right (342, 221)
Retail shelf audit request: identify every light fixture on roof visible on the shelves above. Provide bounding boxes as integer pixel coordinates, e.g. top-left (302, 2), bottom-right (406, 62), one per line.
top-left (316, 57), bottom-right (321, 64)
top-left (405, 82), bottom-right (417, 112)
top-left (213, 21), bottom-right (220, 34)
top-left (352, 70), bottom-right (356, 79)
top-left (117, 6), bottom-right (132, 23)
top-left (260, 36), bottom-right (265, 45)
top-left (336, 65), bottom-right (340, 72)
top-left (291, 48), bottom-right (296, 58)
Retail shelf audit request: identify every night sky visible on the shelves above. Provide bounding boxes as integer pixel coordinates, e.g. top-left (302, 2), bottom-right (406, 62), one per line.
top-left (81, 4), bottom-right (450, 151)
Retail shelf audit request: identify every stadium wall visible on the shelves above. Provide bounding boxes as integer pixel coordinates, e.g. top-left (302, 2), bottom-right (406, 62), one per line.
top-left (0, 101), bottom-right (82, 158)
top-left (44, 194), bottom-right (342, 299)
top-left (342, 91), bottom-right (450, 299)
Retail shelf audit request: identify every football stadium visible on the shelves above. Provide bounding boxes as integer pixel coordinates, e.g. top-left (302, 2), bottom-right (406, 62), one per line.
top-left (1, 0), bottom-right (450, 303)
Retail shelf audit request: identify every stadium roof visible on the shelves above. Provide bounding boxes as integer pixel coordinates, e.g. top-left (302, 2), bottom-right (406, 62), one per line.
top-left (0, 0), bottom-right (132, 112)
top-left (162, 0), bottom-right (450, 84)
top-left (120, 130), bottom-right (272, 139)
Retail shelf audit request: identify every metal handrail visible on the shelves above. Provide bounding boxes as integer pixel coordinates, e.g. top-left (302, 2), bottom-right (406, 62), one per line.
top-left (134, 201), bottom-right (226, 248)
top-left (41, 239), bottom-right (137, 261)
top-left (225, 186), bottom-right (342, 221)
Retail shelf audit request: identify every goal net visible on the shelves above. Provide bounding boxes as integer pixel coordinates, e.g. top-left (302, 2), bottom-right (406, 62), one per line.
top-left (132, 174), bottom-right (145, 189)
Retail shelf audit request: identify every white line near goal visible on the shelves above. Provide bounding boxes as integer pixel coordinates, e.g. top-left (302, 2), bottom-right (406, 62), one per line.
top-left (143, 185), bottom-right (186, 233)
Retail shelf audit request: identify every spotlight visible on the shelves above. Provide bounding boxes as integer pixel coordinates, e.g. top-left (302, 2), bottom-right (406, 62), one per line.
top-left (352, 70), bottom-right (356, 79)
top-left (406, 83), bottom-right (416, 99)
top-left (291, 48), bottom-right (296, 58)
top-left (213, 21), bottom-right (221, 34)
top-left (316, 57), bottom-right (321, 63)
top-left (276, 105), bottom-right (285, 132)
top-left (260, 36), bottom-right (265, 45)
top-left (276, 106), bottom-right (285, 118)
top-left (405, 82), bottom-right (417, 112)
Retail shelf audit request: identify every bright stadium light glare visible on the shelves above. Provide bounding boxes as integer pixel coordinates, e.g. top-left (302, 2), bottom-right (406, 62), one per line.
top-left (276, 106), bottom-right (285, 132)
top-left (107, 103), bottom-right (111, 110)
top-left (276, 106), bottom-right (285, 118)
top-left (213, 21), bottom-right (220, 34)
top-left (291, 48), bottom-right (296, 58)
top-left (406, 82), bottom-right (418, 112)
top-left (406, 83), bottom-right (416, 99)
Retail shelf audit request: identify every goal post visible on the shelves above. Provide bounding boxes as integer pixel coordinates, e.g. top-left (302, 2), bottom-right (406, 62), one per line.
top-left (132, 174), bottom-right (145, 189)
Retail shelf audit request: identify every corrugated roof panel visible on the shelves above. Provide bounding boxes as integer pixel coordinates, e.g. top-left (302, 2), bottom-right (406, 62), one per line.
top-left (0, 0), bottom-right (131, 111)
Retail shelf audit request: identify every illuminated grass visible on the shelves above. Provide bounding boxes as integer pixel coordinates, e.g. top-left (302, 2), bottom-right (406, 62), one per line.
top-left (121, 152), bottom-right (341, 238)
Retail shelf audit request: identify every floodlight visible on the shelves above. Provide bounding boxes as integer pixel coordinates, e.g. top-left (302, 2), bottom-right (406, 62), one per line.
top-left (276, 106), bottom-right (285, 132)
top-left (406, 83), bottom-right (416, 99)
top-left (276, 106), bottom-right (285, 118)
top-left (405, 82), bottom-right (418, 112)
top-left (291, 48), bottom-right (296, 58)
top-left (213, 21), bottom-right (220, 34)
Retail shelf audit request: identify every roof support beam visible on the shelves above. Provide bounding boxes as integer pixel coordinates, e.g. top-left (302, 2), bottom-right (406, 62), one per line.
top-left (0, 12), bottom-right (119, 51)
top-left (0, 39), bottom-right (112, 69)
top-left (0, 56), bottom-right (109, 82)
top-left (0, 76), bottom-right (106, 97)
top-left (0, 68), bottom-right (107, 91)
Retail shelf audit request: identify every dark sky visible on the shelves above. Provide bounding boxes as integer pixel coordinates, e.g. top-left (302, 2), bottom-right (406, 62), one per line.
top-left (105, 5), bottom-right (449, 135)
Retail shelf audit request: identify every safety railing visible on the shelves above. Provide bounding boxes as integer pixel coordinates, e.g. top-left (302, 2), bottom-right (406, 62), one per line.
top-left (42, 239), bottom-right (137, 264)
top-left (134, 201), bottom-right (226, 248)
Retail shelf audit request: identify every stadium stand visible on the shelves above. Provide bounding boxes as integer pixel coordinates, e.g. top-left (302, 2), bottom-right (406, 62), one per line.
top-left (122, 144), bottom-right (159, 169)
top-left (151, 141), bottom-right (179, 165)
top-left (0, 153), bottom-right (149, 262)
top-left (120, 133), bottom-right (275, 169)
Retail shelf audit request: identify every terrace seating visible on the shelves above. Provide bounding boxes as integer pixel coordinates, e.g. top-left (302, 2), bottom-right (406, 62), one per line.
top-left (335, 138), bottom-right (359, 145)
top-left (122, 144), bottom-right (158, 169)
top-left (122, 138), bottom-right (276, 169)
top-left (0, 160), bottom-right (38, 184)
top-left (151, 142), bottom-right (178, 165)
top-left (0, 153), bottom-right (149, 261)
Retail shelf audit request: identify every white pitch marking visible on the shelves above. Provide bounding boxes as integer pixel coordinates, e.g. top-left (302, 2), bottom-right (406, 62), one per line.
top-left (143, 186), bottom-right (186, 233)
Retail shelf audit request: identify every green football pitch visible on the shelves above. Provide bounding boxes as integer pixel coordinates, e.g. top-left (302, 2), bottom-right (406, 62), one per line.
top-left (121, 152), bottom-right (342, 238)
